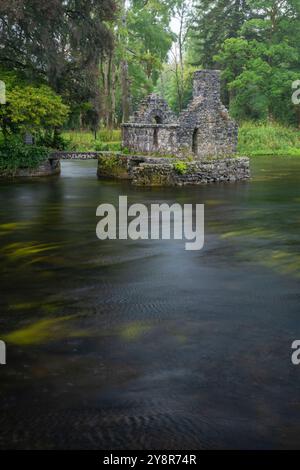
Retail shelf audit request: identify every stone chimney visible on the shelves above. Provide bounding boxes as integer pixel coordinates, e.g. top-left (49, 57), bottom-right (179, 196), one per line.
top-left (193, 70), bottom-right (221, 105)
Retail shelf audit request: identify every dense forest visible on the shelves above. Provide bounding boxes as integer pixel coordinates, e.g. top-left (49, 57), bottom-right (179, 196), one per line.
top-left (0, 0), bottom-right (299, 147)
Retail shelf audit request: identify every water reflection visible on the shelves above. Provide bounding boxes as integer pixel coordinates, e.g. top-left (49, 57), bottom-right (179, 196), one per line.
top-left (0, 158), bottom-right (300, 449)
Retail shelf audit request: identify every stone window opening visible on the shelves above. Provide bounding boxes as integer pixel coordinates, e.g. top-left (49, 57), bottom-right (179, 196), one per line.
top-left (192, 128), bottom-right (199, 155)
top-left (153, 127), bottom-right (159, 148)
top-left (152, 115), bottom-right (162, 124)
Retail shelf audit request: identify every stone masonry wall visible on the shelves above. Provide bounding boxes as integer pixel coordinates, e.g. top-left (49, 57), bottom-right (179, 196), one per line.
top-left (0, 158), bottom-right (60, 178)
top-left (130, 94), bottom-right (176, 124)
top-left (132, 158), bottom-right (250, 186)
top-left (122, 70), bottom-right (238, 159)
top-left (122, 124), bottom-right (179, 154)
top-left (97, 152), bottom-right (250, 187)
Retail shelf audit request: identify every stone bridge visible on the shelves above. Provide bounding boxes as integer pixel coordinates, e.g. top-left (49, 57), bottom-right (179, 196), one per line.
top-left (50, 152), bottom-right (100, 160)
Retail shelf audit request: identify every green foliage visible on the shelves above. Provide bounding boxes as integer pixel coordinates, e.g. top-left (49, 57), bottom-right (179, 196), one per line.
top-left (99, 154), bottom-right (120, 170)
top-left (155, 63), bottom-right (197, 112)
top-left (62, 130), bottom-right (121, 152)
top-left (95, 141), bottom-right (121, 152)
top-left (99, 129), bottom-right (122, 142)
top-left (173, 161), bottom-right (188, 174)
top-left (36, 131), bottom-right (70, 150)
top-left (0, 136), bottom-right (50, 174)
top-left (216, 37), bottom-right (299, 124)
top-left (191, 0), bottom-right (251, 67)
top-left (0, 77), bottom-right (69, 136)
top-left (101, 0), bottom-right (176, 124)
top-left (238, 122), bottom-right (300, 156)
top-left (0, 0), bottom-right (116, 130)
top-left (190, 0), bottom-right (300, 127)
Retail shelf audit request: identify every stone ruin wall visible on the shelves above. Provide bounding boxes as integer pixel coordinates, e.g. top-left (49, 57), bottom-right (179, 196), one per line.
top-left (122, 70), bottom-right (238, 158)
top-left (122, 124), bottom-right (179, 154)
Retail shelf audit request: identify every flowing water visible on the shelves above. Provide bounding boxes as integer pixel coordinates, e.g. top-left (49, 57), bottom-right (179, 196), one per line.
top-left (0, 157), bottom-right (299, 449)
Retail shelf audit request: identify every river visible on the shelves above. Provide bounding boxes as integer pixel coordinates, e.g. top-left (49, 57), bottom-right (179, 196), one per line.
top-left (0, 157), bottom-right (299, 449)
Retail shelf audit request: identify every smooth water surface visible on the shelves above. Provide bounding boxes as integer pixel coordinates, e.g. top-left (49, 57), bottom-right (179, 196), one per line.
top-left (0, 157), bottom-right (299, 449)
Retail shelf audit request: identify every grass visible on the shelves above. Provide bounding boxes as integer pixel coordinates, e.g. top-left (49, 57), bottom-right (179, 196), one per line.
top-left (238, 122), bottom-right (300, 157)
top-left (62, 129), bottom-right (121, 152)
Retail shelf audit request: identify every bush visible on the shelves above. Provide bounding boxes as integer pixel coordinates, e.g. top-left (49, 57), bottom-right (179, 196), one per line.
top-left (173, 161), bottom-right (188, 174)
top-left (0, 82), bottom-right (69, 136)
top-left (0, 137), bottom-right (50, 174)
top-left (36, 131), bottom-right (71, 150)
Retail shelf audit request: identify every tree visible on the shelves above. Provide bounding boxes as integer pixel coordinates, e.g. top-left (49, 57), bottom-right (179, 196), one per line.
top-left (214, 1), bottom-right (300, 124)
top-left (100, 0), bottom-right (176, 125)
top-left (190, 0), bottom-right (252, 67)
top-left (187, 0), bottom-right (300, 125)
top-left (155, 62), bottom-right (196, 112)
top-left (0, 0), bottom-right (116, 130)
top-left (0, 75), bottom-right (69, 137)
top-left (167, 0), bottom-right (195, 111)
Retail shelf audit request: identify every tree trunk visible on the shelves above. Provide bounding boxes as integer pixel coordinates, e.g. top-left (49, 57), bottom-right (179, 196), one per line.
top-left (120, 0), bottom-right (130, 123)
top-left (121, 58), bottom-right (130, 123)
top-left (109, 59), bottom-right (116, 128)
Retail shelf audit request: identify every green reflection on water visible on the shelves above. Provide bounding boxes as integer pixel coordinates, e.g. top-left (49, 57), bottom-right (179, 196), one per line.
top-left (4, 315), bottom-right (88, 345)
top-left (245, 249), bottom-right (300, 278)
top-left (1, 241), bottom-right (60, 260)
top-left (119, 322), bottom-right (152, 341)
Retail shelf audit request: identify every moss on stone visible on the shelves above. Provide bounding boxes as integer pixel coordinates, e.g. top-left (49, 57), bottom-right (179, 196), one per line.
top-left (98, 152), bottom-right (129, 179)
top-left (173, 161), bottom-right (188, 175)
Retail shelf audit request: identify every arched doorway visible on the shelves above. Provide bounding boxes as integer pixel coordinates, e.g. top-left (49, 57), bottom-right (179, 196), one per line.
top-left (192, 128), bottom-right (199, 155)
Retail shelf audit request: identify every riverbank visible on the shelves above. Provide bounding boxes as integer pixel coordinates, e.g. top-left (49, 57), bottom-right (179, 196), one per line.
top-left (0, 138), bottom-right (57, 177)
top-left (0, 123), bottom-right (299, 177)
top-left (237, 122), bottom-right (300, 156)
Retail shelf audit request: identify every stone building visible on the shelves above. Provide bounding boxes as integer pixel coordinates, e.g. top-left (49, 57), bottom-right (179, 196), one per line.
top-left (122, 70), bottom-right (238, 158)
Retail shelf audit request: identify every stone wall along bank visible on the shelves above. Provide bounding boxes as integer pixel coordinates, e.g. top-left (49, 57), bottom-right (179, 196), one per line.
top-left (97, 152), bottom-right (250, 186)
top-left (0, 158), bottom-right (60, 178)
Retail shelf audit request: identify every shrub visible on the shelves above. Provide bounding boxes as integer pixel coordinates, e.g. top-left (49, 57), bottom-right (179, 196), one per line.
top-left (173, 161), bottom-right (188, 174)
top-left (0, 137), bottom-right (50, 174)
top-left (0, 83), bottom-right (69, 136)
top-left (36, 131), bottom-right (71, 150)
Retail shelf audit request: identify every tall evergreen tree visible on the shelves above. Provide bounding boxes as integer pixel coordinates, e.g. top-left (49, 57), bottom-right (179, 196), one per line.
top-left (191, 0), bottom-right (252, 67)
